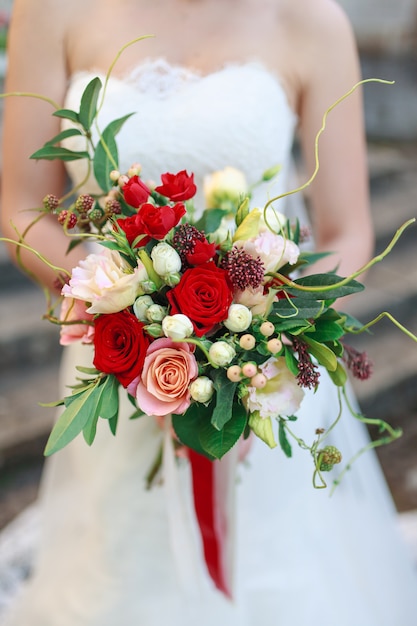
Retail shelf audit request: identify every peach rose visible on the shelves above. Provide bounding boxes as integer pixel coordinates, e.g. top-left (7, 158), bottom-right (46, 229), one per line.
top-left (136, 338), bottom-right (198, 416)
top-left (59, 297), bottom-right (95, 346)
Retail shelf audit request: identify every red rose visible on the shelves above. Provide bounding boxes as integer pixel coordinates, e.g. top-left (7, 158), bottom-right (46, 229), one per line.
top-left (167, 262), bottom-right (233, 337)
top-left (154, 170), bottom-right (197, 202)
top-left (136, 202), bottom-right (186, 243)
top-left (116, 214), bottom-right (146, 248)
top-left (185, 239), bottom-right (217, 266)
top-left (123, 175), bottom-right (150, 208)
top-left (93, 310), bottom-right (150, 387)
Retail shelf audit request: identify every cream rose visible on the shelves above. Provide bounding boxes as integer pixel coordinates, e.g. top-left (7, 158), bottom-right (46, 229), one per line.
top-left (62, 248), bottom-right (148, 314)
top-left (135, 338), bottom-right (198, 416)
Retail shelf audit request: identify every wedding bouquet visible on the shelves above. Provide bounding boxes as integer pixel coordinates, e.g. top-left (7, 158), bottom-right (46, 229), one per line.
top-left (17, 69), bottom-right (408, 492)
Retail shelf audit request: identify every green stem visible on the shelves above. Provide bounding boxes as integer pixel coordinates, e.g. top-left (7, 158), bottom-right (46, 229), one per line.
top-left (0, 91), bottom-right (61, 109)
top-left (347, 311), bottom-right (417, 343)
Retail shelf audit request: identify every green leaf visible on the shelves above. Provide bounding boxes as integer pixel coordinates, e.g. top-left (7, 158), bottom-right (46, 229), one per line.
top-left (83, 412), bottom-right (100, 446)
top-left (327, 361), bottom-right (348, 387)
top-left (108, 414), bottom-right (119, 436)
top-left (172, 403), bottom-right (216, 459)
top-left (78, 77), bottom-right (102, 131)
top-left (98, 375), bottom-right (120, 419)
top-left (93, 114), bottom-right (134, 192)
top-left (284, 345), bottom-right (299, 377)
top-left (286, 274), bottom-right (364, 300)
top-left (45, 128), bottom-right (84, 146)
top-left (210, 369), bottom-right (238, 430)
top-left (304, 320), bottom-right (345, 343)
top-left (199, 402), bottom-right (248, 459)
top-left (53, 108), bottom-right (80, 123)
top-left (248, 412), bottom-right (277, 448)
top-left (194, 208), bottom-right (228, 234)
top-left (302, 335), bottom-right (338, 372)
top-left (44, 384), bottom-right (102, 456)
top-left (278, 420), bottom-right (292, 458)
top-left (271, 298), bottom-right (323, 321)
top-left (30, 146), bottom-right (90, 161)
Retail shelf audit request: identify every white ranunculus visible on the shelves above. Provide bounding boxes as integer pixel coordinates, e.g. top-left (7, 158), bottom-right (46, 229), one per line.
top-left (209, 341), bottom-right (236, 367)
top-left (151, 242), bottom-right (182, 277)
top-left (204, 166), bottom-right (248, 209)
top-left (62, 248), bottom-right (148, 314)
top-left (133, 295), bottom-right (154, 321)
top-left (162, 314), bottom-right (194, 340)
top-left (190, 376), bottom-right (214, 403)
top-left (224, 303), bottom-right (252, 333)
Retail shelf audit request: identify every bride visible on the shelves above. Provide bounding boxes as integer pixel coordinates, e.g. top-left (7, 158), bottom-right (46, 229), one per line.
top-left (2, 0), bottom-right (417, 624)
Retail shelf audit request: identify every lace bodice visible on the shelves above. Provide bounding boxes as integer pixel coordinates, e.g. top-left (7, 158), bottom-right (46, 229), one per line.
top-left (63, 59), bottom-right (297, 209)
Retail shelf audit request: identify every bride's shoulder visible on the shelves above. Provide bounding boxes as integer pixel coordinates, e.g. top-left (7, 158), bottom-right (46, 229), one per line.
top-left (276, 0), bottom-right (355, 42)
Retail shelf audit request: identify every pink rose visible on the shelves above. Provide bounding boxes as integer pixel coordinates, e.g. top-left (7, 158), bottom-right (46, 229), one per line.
top-left (59, 298), bottom-right (95, 346)
top-left (136, 338), bottom-right (198, 416)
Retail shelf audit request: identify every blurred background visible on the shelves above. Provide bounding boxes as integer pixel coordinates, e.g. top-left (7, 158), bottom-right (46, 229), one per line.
top-left (0, 0), bottom-right (416, 544)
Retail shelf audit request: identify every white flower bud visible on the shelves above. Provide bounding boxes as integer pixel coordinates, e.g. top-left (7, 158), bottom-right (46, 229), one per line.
top-left (209, 341), bottom-right (236, 367)
top-left (204, 167), bottom-right (248, 209)
top-left (151, 242), bottom-right (182, 277)
top-left (190, 376), bottom-right (214, 403)
top-left (224, 303), bottom-right (252, 333)
top-left (133, 295), bottom-right (154, 321)
top-left (162, 314), bottom-right (194, 340)
top-left (146, 304), bottom-right (167, 323)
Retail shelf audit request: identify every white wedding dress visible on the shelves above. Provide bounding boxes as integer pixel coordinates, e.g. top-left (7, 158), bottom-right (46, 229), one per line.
top-left (2, 60), bottom-right (417, 626)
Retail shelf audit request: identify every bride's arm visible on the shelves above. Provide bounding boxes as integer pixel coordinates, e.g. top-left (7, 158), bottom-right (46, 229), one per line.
top-left (1, 0), bottom-right (88, 293)
top-left (292, 0), bottom-right (374, 278)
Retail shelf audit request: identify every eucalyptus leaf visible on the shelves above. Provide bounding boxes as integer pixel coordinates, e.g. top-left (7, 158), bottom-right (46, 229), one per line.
top-left (93, 114), bottom-right (134, 192)
top-left (53, 108), bottom-right (80, 123)
top-left (30, 146), bottom-right (90, 162)
top-left (108, 413), bottom-right (119, 436)
top-left (287, 274), bottom-right (364, 300)
top-left (45, 128), bottom-right (84, 146)
top-left (78, 77), bottom-right (102, 131)
top-left (44, 384), bottom-right (102, 456)
top-left (83, 412), bottom-right (100, 446)
top-left (278, 420), bottom-right (292, 458)
top-left (98, 375), bottom-right (120, 419)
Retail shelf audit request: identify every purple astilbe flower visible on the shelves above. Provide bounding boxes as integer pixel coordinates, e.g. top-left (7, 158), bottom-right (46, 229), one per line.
top-left (292, 338), bottom-right (321, 390)
top-left (220, 246), bottom-right (265, 290)
top-left (342, 343), bottom-right (373, 380)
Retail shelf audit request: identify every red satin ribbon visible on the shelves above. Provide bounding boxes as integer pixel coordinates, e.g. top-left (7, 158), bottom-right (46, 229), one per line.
top-left (188, 449), bottom-right (232, 598)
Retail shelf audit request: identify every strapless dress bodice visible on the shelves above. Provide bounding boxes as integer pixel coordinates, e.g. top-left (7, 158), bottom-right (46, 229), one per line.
top-left (63, 59), bottom-right (297, 209)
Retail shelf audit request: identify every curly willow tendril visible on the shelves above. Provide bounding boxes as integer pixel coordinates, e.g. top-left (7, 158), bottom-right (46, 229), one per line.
top-left (329, 387), bottom-right (403, 495)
